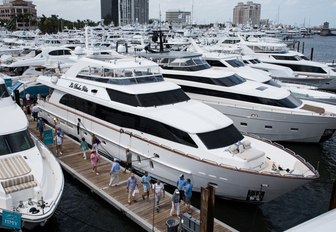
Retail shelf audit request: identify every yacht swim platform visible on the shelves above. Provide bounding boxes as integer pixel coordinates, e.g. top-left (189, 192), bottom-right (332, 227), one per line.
top-left (28, 118), bottom-right (236, 232)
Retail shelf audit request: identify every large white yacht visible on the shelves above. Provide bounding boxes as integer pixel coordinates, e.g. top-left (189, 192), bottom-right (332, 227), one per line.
top-left (0, 78), bottom-right (64, 229)
top-left (36, 57), bottom-right (318, 203)
top-left (238, 39), bottom-right (336, 88)
top-left (140, 50), bottom-right (336, 143)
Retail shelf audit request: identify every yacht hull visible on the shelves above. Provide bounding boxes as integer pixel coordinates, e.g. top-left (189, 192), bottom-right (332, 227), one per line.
top-left (37, 100), bottom-right (316, 202)
top-left (190, 95), bottom-right (336, 143)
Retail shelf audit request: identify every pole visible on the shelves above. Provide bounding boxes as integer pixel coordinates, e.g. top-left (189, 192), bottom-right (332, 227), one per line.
top-left (329, 180), bottom-right (336, 210)
top-left (152, 185), bottom-right (155, 231)
top-left (200, 185), bottom-right (215, 232)
top-left (310, 47), bottom-right (314, 61)
top-left (297, 41), bottom-right (300, 52)
top-left (302, 42), bottom-right (305, 54)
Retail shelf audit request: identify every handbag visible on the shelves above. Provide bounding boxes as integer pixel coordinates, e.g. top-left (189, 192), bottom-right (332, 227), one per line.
top-left (132, 187), bottom-right (139, 197)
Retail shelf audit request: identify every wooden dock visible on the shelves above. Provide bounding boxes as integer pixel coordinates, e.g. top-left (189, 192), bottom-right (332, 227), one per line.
top-left (28, 118), bottom-right (236, 232)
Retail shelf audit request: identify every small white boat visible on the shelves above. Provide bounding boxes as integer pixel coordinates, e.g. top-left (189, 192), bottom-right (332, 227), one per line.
top-left (0, 78), bottom-right (64, 230)
top-left (285, 208), bottom-right (336, 232)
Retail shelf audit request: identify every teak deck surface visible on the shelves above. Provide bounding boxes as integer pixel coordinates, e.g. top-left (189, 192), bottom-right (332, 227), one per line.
top-left (28, 117), bottom-right (235, 232)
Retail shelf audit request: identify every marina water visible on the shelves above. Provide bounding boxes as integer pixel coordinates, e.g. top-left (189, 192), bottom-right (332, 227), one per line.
top-left (32, 35), bottom-right (336, 232)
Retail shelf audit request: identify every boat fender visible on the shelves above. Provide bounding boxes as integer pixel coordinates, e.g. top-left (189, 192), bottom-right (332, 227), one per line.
top-left (238, 143), bottom-right (245, 153)
top-left (243, 140), bottom-right (251, 149)
top-left (51, 76), bottom-right (58, 84)
top-left (227, 144), bottom-right (238, 154)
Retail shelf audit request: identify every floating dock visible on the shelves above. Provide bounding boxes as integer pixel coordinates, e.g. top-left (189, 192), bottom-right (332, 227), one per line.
top-left (28, 118), bottom-right (236, 232)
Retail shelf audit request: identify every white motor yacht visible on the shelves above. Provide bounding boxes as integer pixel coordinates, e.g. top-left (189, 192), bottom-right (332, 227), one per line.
top-left (36, 57), bottom-right (318, 203)
top-left (140, 50), bottom-right (336, 143)
top-left (0, 78), bottom-right (64, 230)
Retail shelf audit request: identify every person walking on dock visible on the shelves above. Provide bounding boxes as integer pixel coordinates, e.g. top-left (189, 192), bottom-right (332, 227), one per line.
top-left (127, 173), bottom-right (138, 204)
top-left (154, 179), bottom-right (165, 213)
top-left (92, 134), bottom-right (101, 155)
top-left (80, 137), bottom-right (89, 159)
top-left (170, 189), bottom-right (180, 217)
top-left (177, 174), bottom-right (187, 203)
top-left (109, 158), bottom-right (121, 186)
top-left (184, 178), bottom-right (193, 214)
top-left (124, 148), bottom-right (132, 173)
top-left (36, 117), bottom-right (45, 139)
top-left (141, 171), bottom-right (151, 201)
top-left (90, 149), bottom-right (100, 175)
top-left (31, 103), bottom-right (39, 121)
top-left (54, 131), bottom-right (63, 156)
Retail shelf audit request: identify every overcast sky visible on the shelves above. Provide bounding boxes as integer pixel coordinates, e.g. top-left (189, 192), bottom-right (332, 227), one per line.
top-left (31, 0), bottom-right (336, 27)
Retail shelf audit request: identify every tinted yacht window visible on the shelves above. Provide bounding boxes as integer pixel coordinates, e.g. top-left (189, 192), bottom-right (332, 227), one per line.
top-left (226, 59), bottom-right (245, 67)
top-left (165, 73), bottom-right (245, 87)
top-left (60, 94), bottom-right (197, 147)
top-left (181, 85), bottom-right (302, 108)
top-left (197, 124), bottom-right (244, 150)
top-left (0, 130), bottom-right (35, 155)
top-left (0, 84), bottom-right (9, 98)
top-left (106, 89), bottom-right (190, 107)
top-left (137, 89), bottom-right (190, 107)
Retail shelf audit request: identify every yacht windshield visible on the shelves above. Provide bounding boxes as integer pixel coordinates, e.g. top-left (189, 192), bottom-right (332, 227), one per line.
top-left (197, 124), bottom-right (244, 150)
top-left (0, 130), bottom-right (35, 155)
top-left (226, 59), bottom-right (245, 67)
top-left (164, 73), bottom-right (246, 87)
top-left (161, 56), bottom-right (210, 71)
top-left (0, 84), bottom-right (10, 98)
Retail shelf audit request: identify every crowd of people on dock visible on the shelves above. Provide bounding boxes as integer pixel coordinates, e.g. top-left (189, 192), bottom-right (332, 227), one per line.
top-left (28, 103), bottom-right (194, 218)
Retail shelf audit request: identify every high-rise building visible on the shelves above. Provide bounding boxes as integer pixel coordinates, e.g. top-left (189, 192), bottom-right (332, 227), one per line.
top-left (101, 0), bottom-right (149, 26)
top-left (233, 1), bottom-right (261, 26)
top-left (0, 0), bottom-right (37, 30)
top-left (166, 10), bottom-right (191, 26)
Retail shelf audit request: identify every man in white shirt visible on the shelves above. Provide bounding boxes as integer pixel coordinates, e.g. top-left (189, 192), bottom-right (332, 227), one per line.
top-left (154, 179), bottom-right (165, 212)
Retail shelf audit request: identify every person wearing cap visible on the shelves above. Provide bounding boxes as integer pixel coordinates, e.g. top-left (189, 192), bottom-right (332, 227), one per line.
top-left (184, 178), bottom-right (193, 213)
top-left (176, 174), bottom-right (187, 203)
top-left (141, 171), bottom-right (151, 201)
top-left (109, 158), bottom-right (121, 186)
top-left (170, 189), bottom-right (180, 217)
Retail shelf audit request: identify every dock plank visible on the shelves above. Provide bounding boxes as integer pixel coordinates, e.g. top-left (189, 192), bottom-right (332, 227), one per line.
top-left (28, 118), bottom-right (235, 232)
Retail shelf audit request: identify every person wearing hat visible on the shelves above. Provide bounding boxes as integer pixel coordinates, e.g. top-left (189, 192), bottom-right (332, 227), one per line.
top-left (176, 174), bottom-right (187, 203)
top-left (109, 158), bottom-right (121, 186)
top-left (170, 189), bottom-right (180, 217)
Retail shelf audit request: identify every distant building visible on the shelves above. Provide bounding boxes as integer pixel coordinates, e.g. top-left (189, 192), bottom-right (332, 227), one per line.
top-left (166, 10), bottom-right (191, 26)
top-left (320, 22), bottom-right (332, 36)
top-left (233, 1), bottom-right (261, 26)
top-left (101, 0), bottom-right (149, 26)
top-left (0, 0), bottom-right (37, 30)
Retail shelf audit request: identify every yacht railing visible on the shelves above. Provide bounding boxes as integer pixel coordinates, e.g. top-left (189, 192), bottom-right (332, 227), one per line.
top-left (241, 131), bottom-right (319, 176)
top-left (195, 98), bottom-right (335, 117)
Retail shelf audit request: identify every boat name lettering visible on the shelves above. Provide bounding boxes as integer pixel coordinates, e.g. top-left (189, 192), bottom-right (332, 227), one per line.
top-left (69, 82), bottom-right (88, 92)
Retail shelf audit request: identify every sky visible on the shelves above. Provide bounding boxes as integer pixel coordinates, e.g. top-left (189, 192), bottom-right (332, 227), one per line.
top-left (31, 0), bottom-right (336, 27)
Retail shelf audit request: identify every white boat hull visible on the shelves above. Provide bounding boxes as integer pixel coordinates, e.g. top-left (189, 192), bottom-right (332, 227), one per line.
top-left (37, 100), bottom-right (317, 202)
top-left (190, 94), bottom-right (336, 143)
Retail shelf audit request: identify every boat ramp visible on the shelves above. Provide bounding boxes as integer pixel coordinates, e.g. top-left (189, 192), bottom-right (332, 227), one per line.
top-left (28, 117), bottom-right (236, 232)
